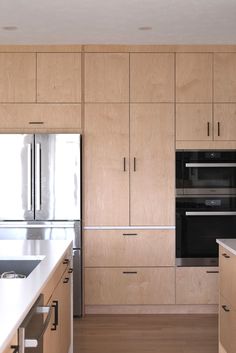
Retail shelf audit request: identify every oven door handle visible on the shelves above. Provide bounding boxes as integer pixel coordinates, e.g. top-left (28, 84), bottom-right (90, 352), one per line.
top-left (185, 163), bottom-right (236, 168)
top-left (185, 211), bottom-right (236, 216)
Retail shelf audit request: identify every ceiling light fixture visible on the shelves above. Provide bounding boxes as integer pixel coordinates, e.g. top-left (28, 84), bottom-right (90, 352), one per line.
top-left (2, 26), bottom-right (18, 31)
top-left (138, 26), bottom-right (152, 31)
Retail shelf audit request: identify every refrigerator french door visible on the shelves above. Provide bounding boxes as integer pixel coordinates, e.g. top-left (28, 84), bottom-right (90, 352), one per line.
top-left (0, 134), bottom-right (81, 221)
top-left (0, 134), bottom-right (82, 316)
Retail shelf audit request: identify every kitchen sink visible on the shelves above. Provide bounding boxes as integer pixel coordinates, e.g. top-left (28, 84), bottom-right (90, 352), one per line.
top-left (0, 257), bottom-right (42, 278)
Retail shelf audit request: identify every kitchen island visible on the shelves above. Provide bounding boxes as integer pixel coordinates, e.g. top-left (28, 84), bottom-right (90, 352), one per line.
top-left (0, 239), bottom-right (73, 353)
top-left (217, 239), bottom-right (236, 353)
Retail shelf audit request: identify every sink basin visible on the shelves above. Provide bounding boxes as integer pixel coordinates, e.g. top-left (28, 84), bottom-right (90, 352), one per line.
top-left (0, 258), bottom-right (42, 278)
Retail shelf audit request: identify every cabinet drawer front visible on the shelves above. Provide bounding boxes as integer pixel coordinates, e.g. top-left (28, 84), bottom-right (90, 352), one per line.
top-left (176, 267), bottom-right (219, 304)
top-left (219, 246), bottom-right (236, 308)
top-left (220, 295), bottom-right (236, 353)
top-left (0, 104), bottom-right (81, 132)
top-left (84, 230), bottom-right (175, 267)
top-left (85, 267), bottom-right (175, 305)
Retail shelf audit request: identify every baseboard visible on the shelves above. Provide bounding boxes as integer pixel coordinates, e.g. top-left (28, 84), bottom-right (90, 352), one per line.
top-left (85, 304), bottom-right (218, 314)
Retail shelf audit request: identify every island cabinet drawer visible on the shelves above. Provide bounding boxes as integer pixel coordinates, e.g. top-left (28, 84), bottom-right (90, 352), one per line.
top-left (220, 295), bottom-right (236, 353)
top-left (84, 229), bottom-right (175, 267)
top-left (84, 267), bottom-right (175, 305)
top-left (176, 267), bottom-right (219, 304)
top-left (219, 246), bottom-right (236, 308)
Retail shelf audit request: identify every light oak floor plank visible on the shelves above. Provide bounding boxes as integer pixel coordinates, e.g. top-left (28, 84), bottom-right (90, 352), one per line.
top-left (74, 314), bottom-right (218, 353)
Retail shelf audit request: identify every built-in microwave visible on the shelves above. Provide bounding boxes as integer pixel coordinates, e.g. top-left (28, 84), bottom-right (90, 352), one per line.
top-left (176, 150), bottom-right (236, 195)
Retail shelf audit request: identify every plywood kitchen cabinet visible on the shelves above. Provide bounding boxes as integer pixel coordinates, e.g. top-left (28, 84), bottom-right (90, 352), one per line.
top-left (85, 267), bottom-right (175, 305)
top-left (84, 103), bottom-right (175, 226)
top-left (37, 53), bottom-right (82, 102)
top-left (176, 53), bottom-right (213, 103)
top-left (176, 104), bottom-right (213, 141)
top-left (85, 53), bottom-right (129, 102)
top-left (84, 229), bottom-right (175, 267)
top-left (43, 258), bottom-right (72, 353)
top-left (130, 104), bottom-right (175, 225)
top-left (84, 103), bottom-right (130, 226)
top-left (130, 53), bottom-right (174, 102)
top-left (176, 267), bottom-right (219, 304)
top-left (0, 53), bottom-right (36, 102)
top-left (214, 104), bottom-right (236, 141)
top-left (0, 104), bottom-right (81, 132)
top-left (214, 53), bottom-right (236, 102)
top-left (2, 335), bottom-right (17, 353)
top-left (219, 245), bottom-right (236, 353)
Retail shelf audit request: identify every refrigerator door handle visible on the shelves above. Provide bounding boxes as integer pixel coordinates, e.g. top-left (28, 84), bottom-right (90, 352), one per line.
top-left (35, 143), bottom-right (42, 211)
top-left (27, 144), bottom-right (32, 211)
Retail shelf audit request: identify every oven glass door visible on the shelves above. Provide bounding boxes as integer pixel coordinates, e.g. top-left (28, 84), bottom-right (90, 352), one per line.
top-left (177, 151), bottom-right (236, 194)
top-left (176, 197), bottom-right (236, 266)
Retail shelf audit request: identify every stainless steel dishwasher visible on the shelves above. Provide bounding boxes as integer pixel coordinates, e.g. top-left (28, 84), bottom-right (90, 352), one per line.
top-left (18, 294), bottom-right (52, 353)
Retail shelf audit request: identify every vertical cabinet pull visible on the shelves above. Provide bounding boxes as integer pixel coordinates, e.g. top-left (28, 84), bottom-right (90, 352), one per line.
top-left (134, 157), bottom-right (136, 172)
top-left (207, 122), bottom-right (210, 137)
top-left (123, 157), bottom-right (126, 172)
top-left (217, 122), bottom-right (220, 136)
top-left (51, 300), bottom-right (59, 331)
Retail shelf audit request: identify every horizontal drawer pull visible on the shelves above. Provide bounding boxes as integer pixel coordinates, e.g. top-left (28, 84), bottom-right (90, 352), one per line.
top-left (28, 121), bottom-right (44, 125)
top-left (68, 268), bottom-right (73, 273)
top-left (63, 277), bottom-right (70, 283)
top-left (222, 305), bottom-right (230, 312)
top-left (122, 271), bottom-right (137, 274)
top-left (222, 253), bottom-right (230, 259)
top-left (123, 233), bottom-right (138, 236)
top-left (206, 270), bottom-right (219, 274)
top-left (63, 259), bottom-right (69, 264)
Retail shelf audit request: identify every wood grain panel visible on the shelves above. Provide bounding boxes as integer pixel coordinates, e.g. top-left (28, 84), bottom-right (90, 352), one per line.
top-left (176, 53), bottom-right (212, 102)
top-left (130, 53), bottom-right (174, 102)
top-left (176, 267), bottom-right (219, 305)
top-left (176, 104), bottom-right (212, 141)
top-left (0, 53), bottom-right (36, 102)
top-left (219, 246), bottom-right (236, 310)
top-left (214, 104), bottom-right (236, 141)
top-left (37, 53), bottom-right (81, 102)
top-left (85, 267), bottom-right (175, 305)
top-left (84, 104), bottom-right (129, 226)
top-left (85, 53), bottom-right (129, 102)
top-left (220, 295), bottom-right (236, 353)
top-left (0, 104), bottom-right (81, 132)
top-left (214, 53), bottom-right (236, 102)
top-left (84, 229), bottom-right (175, 267)
top-left (130, 104), bottom-right (175, 226)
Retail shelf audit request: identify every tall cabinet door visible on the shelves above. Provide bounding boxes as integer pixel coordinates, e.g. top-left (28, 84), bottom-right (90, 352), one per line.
top-left (130, 104), bottom-right (175, 226)
top-left (35, 134), bottom-right (81, 220)
top-left (0, 134), bottom-right (34, 220)
top-left (84, 104), bottom-right (129, 226)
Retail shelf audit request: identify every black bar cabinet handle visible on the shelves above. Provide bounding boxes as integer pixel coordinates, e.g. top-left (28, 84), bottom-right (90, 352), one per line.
top-left (63, 259), bottom-right (69, 264)
top-left (63, 277), bottom-right (69, 283)
top-left (222, 305), bottom-right (230, 312)
top-left (10, 346), bottom-right (19, 353)
top-left (123, 157), bottom-right (126, 172)
top-left (122, 271), bottom-right (137, 274)
top-left (217, 122), bottom-right (220, 136)
top-left (28, 121), bottom-right (44, 125)
top-left (68, 268), bottom-right (73, 273)
top-left (123, 233), bottom-right (138, 236)
top-left (206, 271), bottom-right (219, 274)
top-left (207, 122), bottom-right (210, 137)
top-left (51, 300), bottom-right (59, 330)
top-left (222, 253), bottom-right (230, 259)
top-left (134, 157), bottom-right (136, 172)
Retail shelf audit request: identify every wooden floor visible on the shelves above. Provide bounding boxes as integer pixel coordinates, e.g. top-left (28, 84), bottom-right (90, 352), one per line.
top-left (74, 314), bottom-right (218, 353)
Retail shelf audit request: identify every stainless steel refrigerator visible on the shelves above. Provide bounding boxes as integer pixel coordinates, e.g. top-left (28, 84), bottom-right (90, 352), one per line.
top-left (0, 134), bottom-right (82, 316)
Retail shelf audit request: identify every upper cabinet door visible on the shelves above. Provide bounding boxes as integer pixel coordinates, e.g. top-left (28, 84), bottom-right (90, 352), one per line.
top-left (84, 104), bottom-right (129, 226)
top-left (214, 104), bottom-right (236, 141)
top-left (214, 53), bottom-right (236, 102)
top-left (0, 53), bottom-right (36, 102)
top-left (85, 53), bottom-right (129, 102)
top-left (176, 53), bottom-right (213, 102)
top-left (130, 104), bottom-right (175, 226)
top-left (37, 53), bottom-right (82, 102)
top-left (130, 53), bottom-right (174, 102)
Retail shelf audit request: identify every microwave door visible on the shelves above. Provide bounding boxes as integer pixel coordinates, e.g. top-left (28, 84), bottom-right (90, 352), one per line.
top-left (0, 134), bottom-right (34, 221)
top-left (35, 134), bottom-right (81, 221)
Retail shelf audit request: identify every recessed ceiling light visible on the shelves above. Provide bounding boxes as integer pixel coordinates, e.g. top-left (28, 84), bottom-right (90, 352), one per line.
top-left (2, 26), bottom-right (18, 31)
top-left (138, 26), bottom-right (152, 31)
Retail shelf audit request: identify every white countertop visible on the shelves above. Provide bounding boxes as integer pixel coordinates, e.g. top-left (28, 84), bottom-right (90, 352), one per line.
top-left (0, 239), bottom-right (72, 353)
top-left (217, 239), bottom-right (236, 256)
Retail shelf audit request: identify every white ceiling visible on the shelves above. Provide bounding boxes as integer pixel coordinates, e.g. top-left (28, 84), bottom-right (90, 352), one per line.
top-left (0, 0), bottom-right (236, 44)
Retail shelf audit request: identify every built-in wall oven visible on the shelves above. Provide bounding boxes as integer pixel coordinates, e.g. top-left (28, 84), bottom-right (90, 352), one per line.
top-left (176, 150), bottom-right (236, 266)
